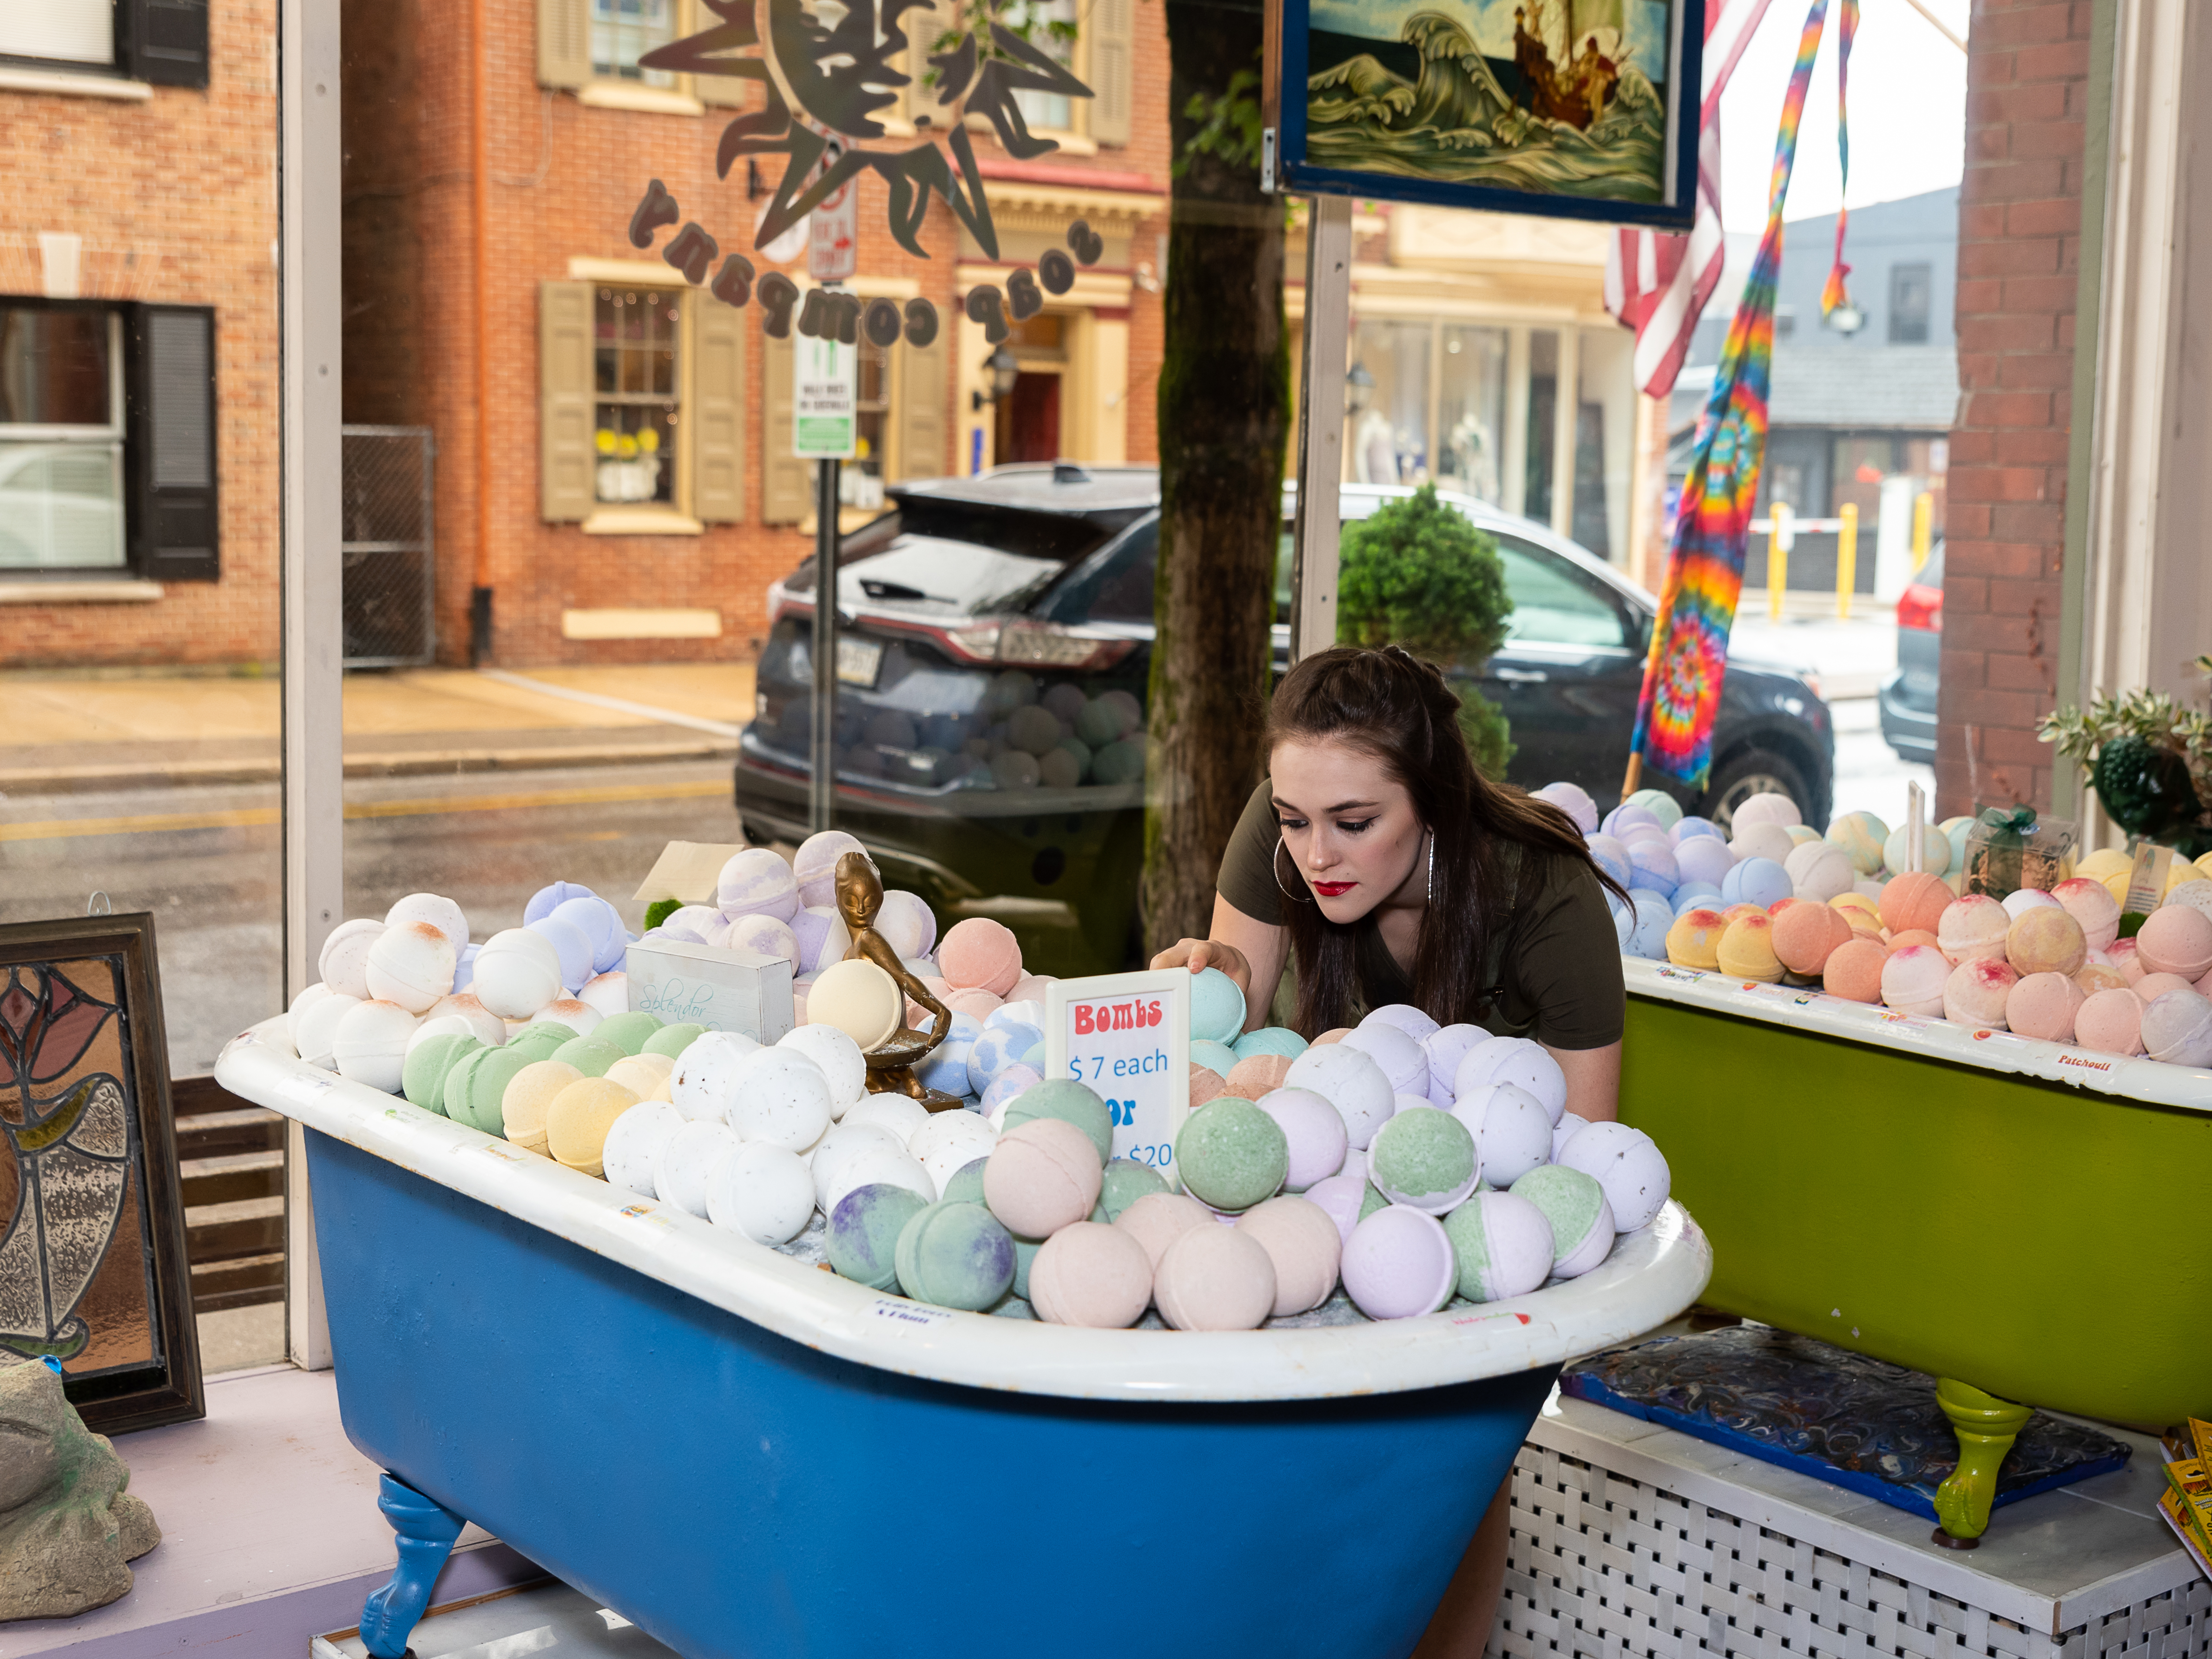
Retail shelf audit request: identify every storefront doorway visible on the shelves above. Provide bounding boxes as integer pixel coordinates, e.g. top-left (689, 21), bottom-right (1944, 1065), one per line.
top-left (996, 371), bottom-right (1063, 463)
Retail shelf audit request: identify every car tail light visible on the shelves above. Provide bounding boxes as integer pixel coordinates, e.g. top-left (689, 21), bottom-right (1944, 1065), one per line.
top-left (994, 620), bottom-right (1136, 671)
top-left (1896, 581), bottom-right (1943, 633)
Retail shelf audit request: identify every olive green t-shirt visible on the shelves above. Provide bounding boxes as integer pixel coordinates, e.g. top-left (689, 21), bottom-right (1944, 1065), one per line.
top-left (1215, 778), bottom-right (1625, 1049)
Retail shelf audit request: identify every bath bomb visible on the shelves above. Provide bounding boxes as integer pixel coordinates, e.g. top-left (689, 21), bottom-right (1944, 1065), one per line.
top-left (1185, 967), bottom-right (1247, 1045)
top-left (1027, 1221), bottom-right (1152, 1328)
top-left (1879, 872), bottom-right (1952, 937)
top-left (401, 1033), bottom-right (480, 1113)
top-left (1583, 834), bottom-right (1631, 889)
top-left (2134, 972), bottom-right (2198, 1004)
top-left (844, 1090), bottom-right (932, 1146)
top-left (654, 905), bottom-right (722, 946)
top-left (383, 893), bottom-right (469, 958)
top-left (1255, 1086), bottom-right (1350, 1192)
top-left (999, 1079), bottom-right (1114, 1164)
top-left (577, 972), bottom-right (630, 1020)
top-left (550, 1035), bottom-right (625, 1079)
top-left (1820, 937), bottom-right (1889, 1003)
top-left (545, 1076), bottom-right (642, 1177)
top-left (966, 1022), bottom-right (1041, 1099)
top-left (508, 1022), bottom-right (573, 1059)
top-left (864, 889), bottom-right (934, 962)
top-left (317, 918), bottom-right (387, 1001)
top-left (1625, 841), bottom-right (1679, 899)
top-left (532, 998), bottom-right (605, 1039)
top-left (2005, 971), bottom-right (2084, 1043)
top-left (1299, 1169), bottom-right (1369, 1246)
top-left (1881, 824), bottom-right (1951, 879)
top-left (774, 1023), bottom-right (867, 1117)
top-left (667, 1029), bottom-right (760, 1121)
top-left (472, 928), bottom-right (566, 1019)
top-left (1509, 1164), bottom-right (1616, 1278)
top-left (2138, 905), bottom-right (2212, 981)
top-left (641, 1021), bottom-right (708, 1061)
top-left (1671, 814), bottom-right (1722, 846)
top-left (1534, 781), bottom-right (1599, 832)
top-left (522, 881), bottom-right (597, 927)
top-left (1936, 895), bottom-right (2011, 966)
top-left (1887, 928), bottom-right (1943, 955)
top-left (601, 1099), bottom-right (686, 1196)
top-left (1442, 1192), bottom-right (1555, 1303)
top-left (1367, 1106), bottom-right (1480, 1213)
top-left (2142, 988), bottom-right (2212, 1066)
top-left (2106, 939), bottom-right (2146, 985)
top-left (789, 829), bottom-right (863, 908)
top-left (1728, 823), bottom-right (1797, 870)
top-left (1554, 1122), bottom-right (1670, 1232)
top-left (1880, 945), bottom-right (1950, 1016)
top-left (941, 1155), bottom-right (990, 1206)
top-left (1772, 900), bottom-right (1852, 979)
top-left (1339, 1022), bottom-right (1428, 1096)
top-left (1234, 1196), bottom-right (1343, 1316)
top-left (501, 1059), bottom-right (582, 1153)
top-left (1718, 903), bottom-right (1767, 928)
top-left (1149, 1222), bottom-right (1275, 1331)
top-left (1453, 1036), bottom-right (1567, 1125)
top-left (717, 848), bottom-right (801, 922)
top-left (362, 921), bottom-right (458, 1014)
top-left (286, 981), bottom-right (336, 1052)
top-left (1186, 1063), bottom-right (1226, 1108)
top-left (808, 958), bottom-right (905, 1051)
top-left (1719, 856), bottom-right (1791, 910)
top-left (702, 1141), bottom-right (816, 1245)
top-left (984, 1117), bottom-right (1103, 1238)
top-left (1420, 1024), bottom-right (1486, 1106)
top-left (1112, 1190), bottom-right (1216, 1271)
top-left (1716, 915), bottom-right (1784, 983)
top-left (825, 1183), bottom-right (931, 1289)
top-left (1602, 803), bottom-right (1659, 838)
top-left (1828, 811), bottom-right (1890, 875)
top-left (1784, 841), bottom-right (1856, 904)
top-left (1222, 1053), bottom-right (1296, 1102)
top-left (1284, 1042), bottom-right (1397, 1148)
top-left (1095, 1157), bottom-right (1170, 1223)
top-left (939, 917), bottom-right (1022, 996)
top-left (330, 1000), bottom-right (419, 1093)
top-left (1618, 788), bottom-right (1679, 831)
top-left (1176, 1096), bottom-right (1291, 1213)
top-left (587, 1011), bottom-right (658, 1057)
top-left (789, 906), bottom-right (853, 977)
top-left (1340, 1205), bottom-right (1456, 1320)
top-left (721, 913), bottom-right (800, 969)
top-left (1622, 892), bottom-right (1672, 960)
top-left (1731, 791), bottom-right (1801, 830)
top-left (2006, 908), bottom-right (2087, 979)
top-left (2047, 877), bottom-right (2120, 953)
top-left (526, 914), bottom-right (598, 994)
top-left (440, 1045), bottom-right (537, 1135)
top-left (2003, 888), bottom-right (2062, 921)
top-left (723, 1047), bottom-right (834, 1151)
top-left (2074, 961), bottom-right (2128, 998)
top-left (891, 1200), bottom-right (1015, 1309)
top-left (1450, 1082), bottom-right (1551, 1188)
top-left (1673, 836), bottom-right (1737, 891)
top-left (2074, 988), bottom-right (2146, 1057)
top-left (810, 1120), bottom-right (906, 1207)
top-left (1189, 1038), bottom-right (1240, 1078)
top-left (1664, 908), bottom-right (1726, 970)
top-left (1942, 957), bottom-right (2017, 1028)
top-left (979, 1063), bottom-right (1043, 1121)
top-left (549, 896), bottom-right (630, 975)
top-left (908, 1110), bottom-right (999, 1198)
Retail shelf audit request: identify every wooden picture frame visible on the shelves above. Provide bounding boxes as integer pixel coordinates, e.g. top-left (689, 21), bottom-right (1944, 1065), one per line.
top-left (0, 913), bottom-right (204, 1433)
top-left (1268, 0), bottom-right (1706, 230)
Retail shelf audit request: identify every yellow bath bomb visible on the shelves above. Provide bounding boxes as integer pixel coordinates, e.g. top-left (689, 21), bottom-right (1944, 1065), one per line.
top-left (546, 1076), bottom-right (643, 1178)
top-left (1716, 914), bottom-right (1783, 983)
top-left (1664, 908), bottom-right (1725, 970)
top-left (2077, 847), bottom-right (2133, 885)
top-left (647, 1074), bottom-right (674, 1102)
top-left (502, 1059), bottom-right (581, 1154)
top-left (2100, 869), bottom-right (2131, 905)
top-left (604, 1052), bottom-right (673, 1097)
top-left (809, 957), bottom-right (905, 1050)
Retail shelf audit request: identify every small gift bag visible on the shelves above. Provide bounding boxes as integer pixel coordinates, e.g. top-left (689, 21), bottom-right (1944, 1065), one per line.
top-left (1963, 807), bottom-right (2080, 899)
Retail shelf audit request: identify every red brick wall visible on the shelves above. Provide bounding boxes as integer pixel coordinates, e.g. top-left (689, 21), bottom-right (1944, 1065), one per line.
top-left (1937, 0), bottom-right (2094, 816)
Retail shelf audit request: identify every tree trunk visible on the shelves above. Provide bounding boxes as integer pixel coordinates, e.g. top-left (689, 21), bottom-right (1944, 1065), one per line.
top-left (1141, 0), bottom-right (1290, 957)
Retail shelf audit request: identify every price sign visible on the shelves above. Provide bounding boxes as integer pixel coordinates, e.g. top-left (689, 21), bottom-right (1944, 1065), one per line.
top-left (1044, 969), bottom-right (1190, 1180)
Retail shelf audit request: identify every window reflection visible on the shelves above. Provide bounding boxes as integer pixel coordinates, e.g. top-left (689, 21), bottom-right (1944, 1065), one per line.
top-left (592, 288), bottom-right (678, 506)
top-left (590, 0), bottom-right (676, 84)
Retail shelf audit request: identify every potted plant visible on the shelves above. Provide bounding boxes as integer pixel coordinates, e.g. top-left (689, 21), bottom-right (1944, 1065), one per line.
top-left (2037, 662), bottom-right (2212, 855)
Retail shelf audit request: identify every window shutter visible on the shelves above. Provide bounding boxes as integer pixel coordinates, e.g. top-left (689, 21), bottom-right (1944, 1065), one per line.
top-left (899, 1), bottom-right (964, 129)
top-left (1089, 0), bottom-right (1133, 146)
top-left (895, 328), bottom-right (948, 481)
top-left (540, 281), bottom-right (596, 521)
top-left (537, 0), bottom-right (590, 90)
top-left (762, 330), bottom-right (810, 524)
top-left (126, 305), bottom-right (219, 583)
top-left (125, 0), bottom-right (209, 88)
top-left (692, 295), bottom-right (745, 522)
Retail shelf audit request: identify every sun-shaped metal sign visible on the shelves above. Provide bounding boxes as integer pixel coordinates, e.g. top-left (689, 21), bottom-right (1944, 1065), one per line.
top-left (641, 0), bottom-right (1093, 263)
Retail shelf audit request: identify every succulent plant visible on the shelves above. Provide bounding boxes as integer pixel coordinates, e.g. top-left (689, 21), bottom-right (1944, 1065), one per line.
top-left (2040, 678), bottom-right (2212, 842)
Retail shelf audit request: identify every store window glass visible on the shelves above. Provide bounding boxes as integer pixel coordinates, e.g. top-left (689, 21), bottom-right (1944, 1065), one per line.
top-left (844, 336), bottom-right (892, 514)
top-left (1572, 327), bottom-right (1633, 564)
top-left (0, 0), bottom-right (113, 66)
top-left (1889, 263), bottom-right (1932, 345)
top-left (593, 287), bottom-right (678, 506)
top-left (1350, 319), bottom-right (1429, 485)
top-left (1008, 0), bottom-right (1079, 132)
top-left (1524, 329), bottom-right (1559, 518)
top-left (0, 307), bottom-right (125, 570)
top-left (1436, 324), bottom-right (1507, 505)
top-left (591, 0), bottom-right (677, 84)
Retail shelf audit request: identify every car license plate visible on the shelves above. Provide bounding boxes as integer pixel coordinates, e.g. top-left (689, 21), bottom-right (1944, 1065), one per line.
top-left (836, 636), bottom-right (884, 687)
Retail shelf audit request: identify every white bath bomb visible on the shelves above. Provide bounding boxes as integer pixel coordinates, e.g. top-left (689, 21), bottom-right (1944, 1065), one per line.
top-left (724, 1047), bottom-right (834, 1151)
top-left (602, 1099), bottom-right (685, 1197)
top-left (794, 829), bottom-right (867, 908)
top-left (1731, 792), bottom-right (1802, 830)
top-left (790, 907), bottom-right (854, 976)
top-left (656, 905), bottom-right (722, 946)
top-left (818, 1135), bottom-right (934, 1218)
top-left (287, 982), bottom-right (334, 1051)
top-left (473, 928), bottom-right (566, 1019)
top-left (317, 918), bottom-right (387, 1001)
top-left (577, 972), bottom-right (629, 1020)
top-left (292, 990), bottom-right (362, 1070)
top-left (1556, 1120), bottom-right (1671, 1233)
top-left (809, 1119), bottom-right (907, 1212)
top-left (723, 912), bottom-right (801, 968)
top-left (529, 997), bottom-right (604, 1038)
top-left (423, 992), bottom-right (506, 1048)
top-left (2003, 888), bottom-right (2061, 920)
top-left (655, 1119), bottom-right (741, 1217)
top-left (1728, 821), bottom-right (1797, 868)
top-left (843, 1090), bottom-right (931, 1145)
top-left (718, 848), bottom-right (800, 922)
top-left (777, 1023), bottom-right (868, 1116)
top-left (1443, 1191), bottom-right (1555, 1303)
top-left (1420, 1024), bottom-right (1488, 1106)
top-left (706, 1141), bottom-right (816, 1244)
top-left (383, 893), bottom-right (469, 957)
top-left (1450, 1081), bottom-right (1553, 1187)
top-left (1453, 1036), bottom-right (1567, 1125)
top-left (1283, 1042), bottom-right (1397, 1149)
top-left (406, 1013), bottom-right (484, 1054)
top-left (874, 889), bottom-right (937, 960)
top-left (1551, 1110), bottom-right (1591, 1162)
top-left (1784, 840), bottom-right (1856, 903)
top-left (331, 999), bottom-right (420, 1093)
top-left (1337, 1022), bottom-right (1428, 1096)
top-left (908, 1109), bottom-right (999, 1198)
top-left (668, 1029), bottom-right (762, 1122)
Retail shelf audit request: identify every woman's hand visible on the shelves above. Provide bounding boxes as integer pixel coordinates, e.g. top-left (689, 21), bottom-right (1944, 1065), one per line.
top-left (1148, 937), bottom-right (1254, 1008)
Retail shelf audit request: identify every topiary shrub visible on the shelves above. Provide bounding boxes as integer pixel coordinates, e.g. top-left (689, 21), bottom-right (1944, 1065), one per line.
top-left (1336, 484), bottom-right (1516, 779)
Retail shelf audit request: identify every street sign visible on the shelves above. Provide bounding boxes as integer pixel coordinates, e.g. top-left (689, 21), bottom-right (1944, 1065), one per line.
top-left (1044, 969), bottom-right (1192, 1178)
top-left (807, 151), bottom-right (857, 281)
top-left (792, 331), bottom-right (856, 460)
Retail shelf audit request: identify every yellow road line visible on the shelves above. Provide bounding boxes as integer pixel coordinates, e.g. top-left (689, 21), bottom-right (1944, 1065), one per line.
top-left (0, 777), bottom-right (730, 843)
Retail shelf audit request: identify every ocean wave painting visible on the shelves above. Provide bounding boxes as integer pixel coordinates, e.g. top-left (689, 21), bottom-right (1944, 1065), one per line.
top-left (1304, 0), bottom-right (1675, 205)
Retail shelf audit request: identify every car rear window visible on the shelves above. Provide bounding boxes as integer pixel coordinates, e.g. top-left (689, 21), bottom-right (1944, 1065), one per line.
top-left (789, 500), bottom-right (1135, 619)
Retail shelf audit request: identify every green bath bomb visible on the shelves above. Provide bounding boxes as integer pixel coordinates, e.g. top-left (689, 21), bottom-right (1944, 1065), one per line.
top-left (508, 1023), bottom-right (573, 1061)
top-left (1367, 1106), bottom-right (1480, 1212)
top-left (402, 1034), bottom-right (480, 1114)
top-left (1359, 1180), bottom-right (1391, 1222)
top-left (1509, 1164), bottom-right (1617, 1279)
top-left (895, 1201), bottom-right (1017, 1310)
top-left (443, 1045), bottom-right (539, 1135)
top-left (551, 1036), bottom-right (625, 1078)
top-left (592, 1012), bottom-right (663, 1055)
top-left (1097, 1158), bottom-right (1170, 1223)
top-left (826, 1182), bottom-right (933, 1291)
top-left (642, 1021), bottom-right (708, 1060)
top-left (1176, 1096), bottom-right (1290, 1213)
top-left (941, 1156), bottom-right (991, 1207)
top-left (1002, 1079), bottom-right (1114, 1165)
top-left (1012, 1231), bottom-right (1045, 1301)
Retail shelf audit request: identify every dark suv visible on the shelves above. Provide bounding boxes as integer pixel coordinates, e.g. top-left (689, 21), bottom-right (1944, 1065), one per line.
top-left (736, 466), bottom-right (1834, 975)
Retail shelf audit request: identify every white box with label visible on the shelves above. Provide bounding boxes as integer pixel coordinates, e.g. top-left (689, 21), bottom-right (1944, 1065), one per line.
top-left (625, 938), bottom-right (795, 1042)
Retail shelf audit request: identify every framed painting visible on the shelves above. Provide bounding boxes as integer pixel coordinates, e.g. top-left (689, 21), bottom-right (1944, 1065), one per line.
top-left (0, 914), bottom-right (203, 1433)
top-left (1271, 0), bottom-right (1706, 229)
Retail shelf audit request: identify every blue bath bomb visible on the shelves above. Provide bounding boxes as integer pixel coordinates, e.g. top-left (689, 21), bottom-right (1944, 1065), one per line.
top-left (1584, 834), bottom-right (1631, 889)
top-left (941, 1156), bottom-right (991, 1206)
top-left (524, 881), bottom-right (599, 926)
top-left (828, 1183), bottom-right (933, 1290)
top-left (1611, 903), bottom-right (1632, 949)
top-left (1626, 841), bottom-right (1679, 898)
top-left (895, 1201), bottom-right (1016, 1309)
top-left (1669, 815), bottom-right (1721, 846)
top-left (1624, 892), bottom-right (1673, 959)
top-left (527, 914), bottom-right (596, 993)
top-left (551, 895), bottom-right (630, 974)
top-left (980, 1063), bottom-right (1043, 1116)
top-left (1672, 879), bottom-right (1723, 912)
top-left (919, 1040), bottom-right (975, 1096)
top-left (967, 1020), bottom-right (1041, 1095)
top-left (1191, 1038), bottom-right (1239, 1077)
top-left (1720, 856), bottom-right (1791, 909)
top-left (1189, 967), bottom-right (1247, 1044)
top-left (1233, 1026), bottom-right (1308, 1063)
top-left (1001, 1078), bottom-right (1114, 1163)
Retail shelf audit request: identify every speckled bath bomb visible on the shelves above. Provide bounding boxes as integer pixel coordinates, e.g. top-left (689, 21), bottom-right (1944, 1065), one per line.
top-left (1176, 1095), bottom-right (1290, 1213)
top-left (1366, 1105), bottom-right (1481, 1213)
top-left (2007, 908), bottom-right (2088, 979)
top-left (895, 1200), bottom-right (1016, 1310)
top-left (1001, 1079), bottom-right (1115, 1164)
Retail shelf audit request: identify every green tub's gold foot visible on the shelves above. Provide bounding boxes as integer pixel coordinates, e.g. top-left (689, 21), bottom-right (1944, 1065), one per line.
top-left (1931, 1378), bottom-right (2034, 1548)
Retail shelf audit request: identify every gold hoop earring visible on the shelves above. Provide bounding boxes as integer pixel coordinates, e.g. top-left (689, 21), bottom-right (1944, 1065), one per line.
top-left (1273, 838), bottom-right (1316, 905)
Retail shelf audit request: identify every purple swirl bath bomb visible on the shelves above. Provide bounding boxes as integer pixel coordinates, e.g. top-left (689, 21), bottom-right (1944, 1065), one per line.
top-left (2142, 988), bottom-right (2212, 1066)
top-left (2005, 971), bottom-right (2084, 1043)
top-left (1256, 1086), bottom-right (1350, 1192)
top-left (794, 830), bottom-right (868, 908)
top-left (714, 848), bottom-right (799, 922)
top-left (1341, 1205), bottom-right (1457, 1320)
top-left (873, 889), bottom-right (937, 961)
top-left (1674, 835), bottom-right (1737, 890)
top-left (1452, 1036), bottom-right (1566, 1125)
top-left (895, 1200), bottom-right (1016, 1310)
top-left (1942, 957), bottom-right (2017, 1029)
top-left (1235, 1195), bottom-right (1343, 1316)
top-left (2074, 987), bottom-right (2145, 1057)
top-left (1420, 1023), bottom-right (1486, 1106)
top-left (723, 911), bottom-right (800, 968)
top-left (1029, 1221), bottom-right (1152, 1328)
top-left (1879, 944), bottom-right (1950, 1016)
top-left (1532, 781), bottom-right (1598, 833)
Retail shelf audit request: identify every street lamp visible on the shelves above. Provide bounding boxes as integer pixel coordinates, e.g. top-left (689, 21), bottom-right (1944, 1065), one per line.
top-left (1825, 301), bottom-right (1866, 337)
top-left (1346, 360), bottom-right (1375, 415)
top-left (969, 344), bottom-right (1021, 411)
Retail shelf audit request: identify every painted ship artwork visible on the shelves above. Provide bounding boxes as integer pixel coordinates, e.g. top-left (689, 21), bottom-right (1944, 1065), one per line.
top-left (1304, 0), bottom-right (1676, 202)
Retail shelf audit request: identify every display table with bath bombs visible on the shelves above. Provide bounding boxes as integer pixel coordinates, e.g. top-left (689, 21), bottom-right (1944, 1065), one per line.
top-left (215, 1017), bottom-right (1709, 1659)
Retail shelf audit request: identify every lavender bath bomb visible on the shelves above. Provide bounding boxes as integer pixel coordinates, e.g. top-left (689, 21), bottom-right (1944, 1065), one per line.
top-left (794, 830), bottom-right (867, 908)
top-left (1283, 1042), bottom-right (1396, 1147)
top-left (1256, 1086), bottom-right (1350, 1192)
top-left (2142, 988), bottom-right (2212, 1066)
top-left (1442, 1192), bottom-right (1554, 1303)
top-left (1452, 1036), bottom-right (1567, 1125)
top-left (717, 848), bottom-right (801, 922)
top-left (1340, 1205), bottom-right (1456, 1320)
top-left (1450, 1081), bottom-right (1551, 1187)
top-left (1339, 1021), bottom-right (1428, 1096)
top-left (1554, 1121), bottom-right (1670, 1232)
top-left (1420, 1024), bottom-right (1486, 1106)
top-left (1532, 781), bottom-right (1598, 832)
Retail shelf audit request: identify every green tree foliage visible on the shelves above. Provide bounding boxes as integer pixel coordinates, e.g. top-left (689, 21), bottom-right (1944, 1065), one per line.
top-left (1336, 484), bottom-right (1516, 778)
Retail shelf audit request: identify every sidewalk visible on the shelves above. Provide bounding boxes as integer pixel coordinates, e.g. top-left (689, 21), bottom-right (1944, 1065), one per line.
top-left (0, 664), bottom-right (757, 792)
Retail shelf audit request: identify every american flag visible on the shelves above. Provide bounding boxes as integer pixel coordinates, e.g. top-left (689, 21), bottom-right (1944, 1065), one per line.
top-left (1603, 0), bottom-right (1778, 398)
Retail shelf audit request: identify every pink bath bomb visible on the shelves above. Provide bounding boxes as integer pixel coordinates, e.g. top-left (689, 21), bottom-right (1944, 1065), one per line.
top-left (2108, 938), bottom-right (2146, 984)
top-left (2143, 988), bottom-right (2212, 1066)
top-left (1879, 872), bottom-right (1951, 937)
top-left (1880, 945), bottom-right (1950, 1016)
top-left (983, 1117), bottom-right (1102, 1238)
top-left (2137, 905), bottom-right (2212, 980)
top-left (2049, 877), bottom-right (2121, 953)
top-left (1188, 1062), bottom-right (1226, 1108)
top-left (1936, 895), bottom-right (2012, 966)
top-left (1772, 901), bottom-right (1852, 979)
top-left (1256, 1086), bottom-right (1351, 1192)
top-left (2005, 971), bottom-right (2084, 1043)
top-left (1822, 937), bottom-right (1890, 1004)
top-left (2006, 908), bottom-right (2087, 979)
top-left (2074, 988), bottom-right (2145, 1057)
top-left (1028, 1221), bottom-right (1153, 1329)
top-left (1222, 1053), bottom-right (1295, 1101)
top-left (2074, 963), bottom-right (2127, 998)
top-left (1942, 958), bottom-right (2017, 1028)
top-left (1153, 1223), bottom-right (1277, 1331)
top-left (946, 988), bottom-right (1003, 1021)
top-left (1235, 1195), bottom-right (1343, 1316)
top-left (1313, 1027), bottom-right (1353, 1046)
top-left (939, 917), bottom-right (1022, 996)
top-left (1340, 1205), bottom-right (1457, 1321)
top-left (1112, 1191), bottom-right (1216, 1271)
top-left (2133, 972), bottom-right (2198, 1004)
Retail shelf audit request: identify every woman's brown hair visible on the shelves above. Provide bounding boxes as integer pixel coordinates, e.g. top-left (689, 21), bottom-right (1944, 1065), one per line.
top-left (1265, 645), bottom-right (1630, 1036)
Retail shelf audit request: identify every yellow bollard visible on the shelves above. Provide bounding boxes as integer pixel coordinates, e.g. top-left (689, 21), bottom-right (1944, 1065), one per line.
top-left (1767, 502), bottom-right (1792, 620)
top-left (1836, 502), bottom-right (1859, 621)
top-left (1912, 491), bottom-right (1934, 572)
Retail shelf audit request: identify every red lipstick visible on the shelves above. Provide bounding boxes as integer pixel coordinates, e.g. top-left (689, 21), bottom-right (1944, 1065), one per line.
top-left (1312, 880), bottom-right (1356, 897)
